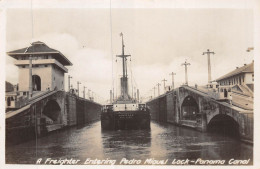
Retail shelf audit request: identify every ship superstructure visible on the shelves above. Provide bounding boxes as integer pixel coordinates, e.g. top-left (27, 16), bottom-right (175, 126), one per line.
top-left (101, 33), bottom-right (150, 130)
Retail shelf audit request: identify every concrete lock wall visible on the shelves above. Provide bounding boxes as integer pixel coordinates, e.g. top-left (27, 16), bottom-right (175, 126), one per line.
top-left (6, 91), bottom-right (102, 145)
top-left (66, 93), bottom-right (77, 126)
top-left (147, 94), bottom-right (169, 123)
top-left (166, 92), bottom-right (178, 124)
top-left (147, 98), bottom-right (160, 121)
top-left (147, 88), bottom-right (253, 142)
top-left (66, 93), bottom-right (101, 126)
top-left (75, 97), bottom-right (102, 126)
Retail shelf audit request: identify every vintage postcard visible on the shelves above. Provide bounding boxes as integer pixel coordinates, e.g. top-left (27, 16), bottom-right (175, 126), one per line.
top-left (1, 0), bottom-right (260, 169)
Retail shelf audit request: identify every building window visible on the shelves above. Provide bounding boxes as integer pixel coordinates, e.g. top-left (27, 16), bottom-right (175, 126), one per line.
top-left (252, 74), bottom-right (254, 81)
top-left (45, 65), bottom-right (48, 67)
top-left (22, 65), bottom-right (25, 68)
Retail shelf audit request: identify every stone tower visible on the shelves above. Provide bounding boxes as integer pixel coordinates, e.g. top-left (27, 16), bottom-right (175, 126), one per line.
top-left (7, 41), bottom-right (72, 95)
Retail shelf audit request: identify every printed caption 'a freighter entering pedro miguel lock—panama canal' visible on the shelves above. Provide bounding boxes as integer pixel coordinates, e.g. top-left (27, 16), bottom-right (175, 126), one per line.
top-left (4, 1), bottom-right (255, 167)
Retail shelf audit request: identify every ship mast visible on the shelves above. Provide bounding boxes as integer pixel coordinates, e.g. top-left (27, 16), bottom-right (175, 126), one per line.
top-left (117, 33), bottom-right (131, 100)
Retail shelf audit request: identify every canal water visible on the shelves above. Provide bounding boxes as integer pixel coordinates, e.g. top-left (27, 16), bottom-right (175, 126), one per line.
top-left (6, 121), bottom-right (253, 165)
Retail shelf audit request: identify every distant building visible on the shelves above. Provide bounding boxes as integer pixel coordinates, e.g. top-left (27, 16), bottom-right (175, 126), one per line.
top-left (215, 61), bottom-right (254, 95)
top-left (7, 41), bottom-right (72, 93)
top-left (216, 61), bottom-right (254, 86)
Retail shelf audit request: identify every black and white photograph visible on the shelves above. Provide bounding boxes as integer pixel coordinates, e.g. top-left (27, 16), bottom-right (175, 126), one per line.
top-left (1, 0), bottom-right (260, 168)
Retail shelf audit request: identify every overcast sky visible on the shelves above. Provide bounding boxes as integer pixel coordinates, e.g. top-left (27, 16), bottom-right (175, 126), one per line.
top-left (5, 7), bottom-right (254, 101)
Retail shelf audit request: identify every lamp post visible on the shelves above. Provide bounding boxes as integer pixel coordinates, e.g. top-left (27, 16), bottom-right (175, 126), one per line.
top-left (83, 86), bottom-right (87, 99)
top-left (68, 75), bottom-right (72, 91)
top-left (181, 60), bottom-right (191, 85)
top-left (203, 49), bottom-right (215, 83)
top-left (169, 72), bottom-right (176, 90)
top-left (162, 78), bottom-right (167, 93)
top-left (157, 83), bottom-right (161, 96)
top-left (77, 81), bottom-right (81, 97)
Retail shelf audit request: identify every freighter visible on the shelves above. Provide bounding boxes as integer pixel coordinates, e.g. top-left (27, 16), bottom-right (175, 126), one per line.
top-left (101, 33), bottom-right (150, 130)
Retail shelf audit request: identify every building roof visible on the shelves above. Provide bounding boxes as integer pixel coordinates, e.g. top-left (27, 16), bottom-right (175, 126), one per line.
top-left (216, 61), bottom-right (254, 81)
top-left (7, 41), bottom-right (72, 66)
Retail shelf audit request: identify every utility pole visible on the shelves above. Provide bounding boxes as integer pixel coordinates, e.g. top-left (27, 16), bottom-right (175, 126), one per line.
top-left (153, 87), bottom-right (156, 97)
top-left (83, 86), bottom-right (87, 99)
top-left (137, 89), bottom-right (139, 102)
top-left (203, 49), bottom-right (215, 83)
top-left (169, 72), bottom-right (176, 90)
top-left (110, 90), bottom-right (113, 103)
top-left (29, 55), bottom-right (33, 98)
top-left (77, 81), bottom-right (81, 97)
top-left (181, 60), bottom-right (191, 85)
top-left (88, 89), bottom-right (91, 99)
top-left (157, 83), bottom-right (161, 96)
top-left (68, 75), bottom-right (72, 91)
top-left (162, 78), bottom-right (167, 93)
top-left (134, 87), bottom-right (136, 100)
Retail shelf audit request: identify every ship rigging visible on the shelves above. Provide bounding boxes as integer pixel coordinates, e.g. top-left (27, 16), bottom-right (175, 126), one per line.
top-left (101, 33), bottom-right (150, 130)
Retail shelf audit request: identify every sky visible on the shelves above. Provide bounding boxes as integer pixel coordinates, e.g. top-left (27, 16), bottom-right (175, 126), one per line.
top-left (5, 7), bottom-right (254, 102)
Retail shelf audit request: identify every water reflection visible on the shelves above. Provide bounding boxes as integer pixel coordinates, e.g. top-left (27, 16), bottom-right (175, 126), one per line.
top-left (101, 129), bottom-right (151, 160)
top-left (6, 121), bottom-right (253, 165)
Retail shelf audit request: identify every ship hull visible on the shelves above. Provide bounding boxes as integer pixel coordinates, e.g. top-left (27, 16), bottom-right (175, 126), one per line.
top-left (101, 110), bottom-right (150, 130)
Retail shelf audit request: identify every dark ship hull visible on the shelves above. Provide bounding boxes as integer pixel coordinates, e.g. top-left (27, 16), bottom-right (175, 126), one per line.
top-left (101, 110), bottom-right (150, 130)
